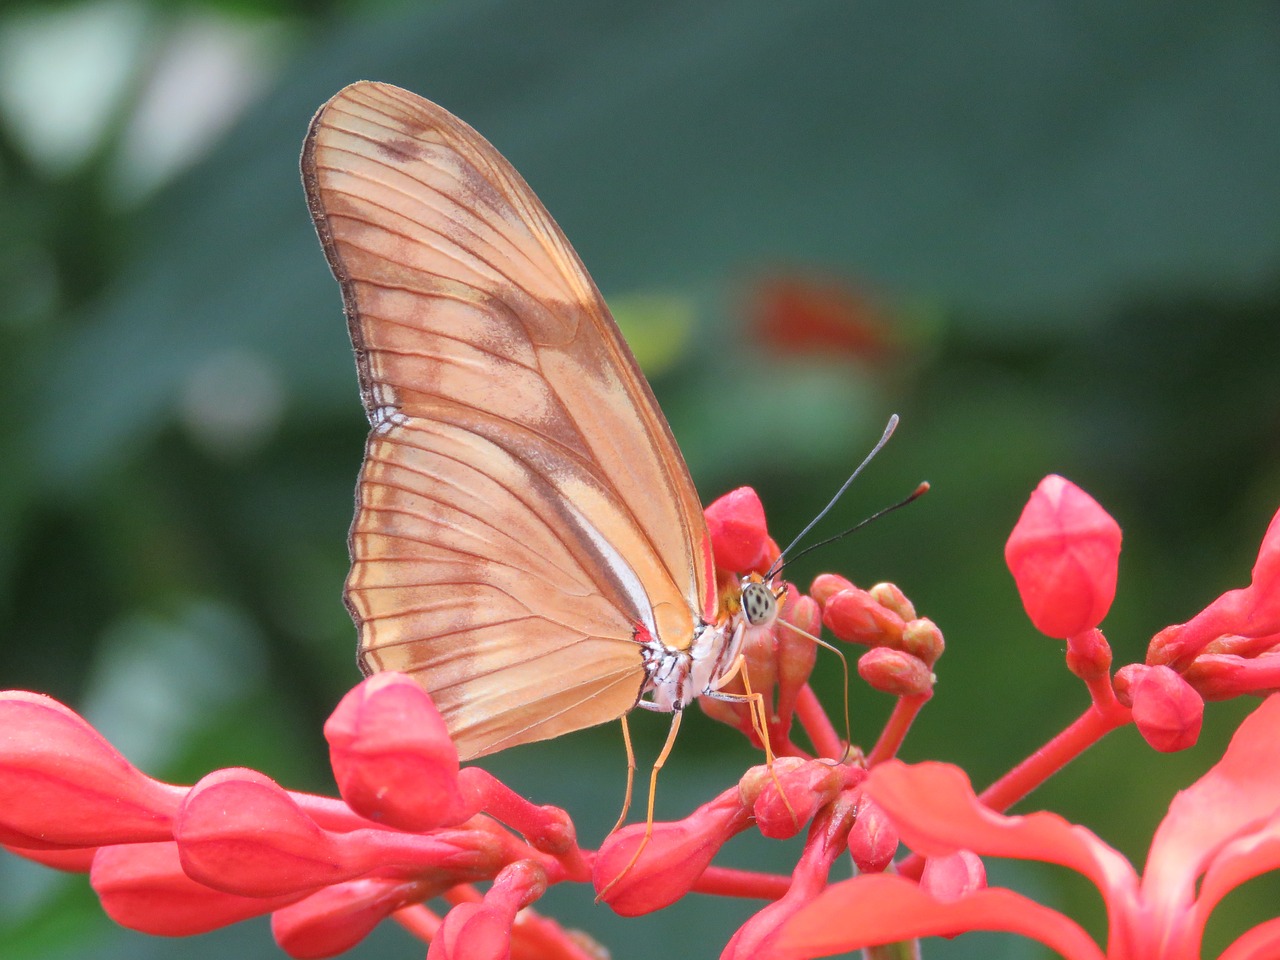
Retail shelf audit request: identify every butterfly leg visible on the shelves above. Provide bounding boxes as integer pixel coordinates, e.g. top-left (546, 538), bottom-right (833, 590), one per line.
top-left (596, 707), bottom-right (684, 900)
top-left (705, 656), bottom-right (800, 828)
top-left (608, 714), bottom-right (638, 836)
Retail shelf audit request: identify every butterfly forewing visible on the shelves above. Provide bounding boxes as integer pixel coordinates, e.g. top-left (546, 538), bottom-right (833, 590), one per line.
top-left (302, 82), bottom-right (715, 759)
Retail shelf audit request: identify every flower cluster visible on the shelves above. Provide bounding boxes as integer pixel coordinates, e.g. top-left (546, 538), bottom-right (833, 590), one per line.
top-left (4, 477), bottom-right (1280, 958)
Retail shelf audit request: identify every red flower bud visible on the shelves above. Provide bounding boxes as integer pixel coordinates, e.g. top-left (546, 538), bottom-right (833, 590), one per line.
top-left (427, 861), bottom-right (546, 960)
top-left (1005, 475), bottom-right (1122, 639)
top-left (1126, 665), bottom-right (1204, 752)
top-left (900, 618), bottom-right (945, 667)
top-left (847, 797), bottom-right (898, 874)
top-left (92, 841), bottom-right (304, 936)
top-left (176, 769), bottom-right (501, 899)
top-left (705, 487), bottom-right (776, 574)
top-left (920, 849), bottom-right (986, 901)
top-left (0, 692), bottom-right (184, 848)
top-left (1185, 651), bottom-right (1280, 701)
top-left (594, 792), bottom-right (750, 916)
top-left (5, 843), bottom-right (98, 872)
top-left (858, 648), bottom-right (934, 697)
top-left (809, 573), bottom-right (855, 607)
top-left (822, 587), bottom-right (906, 647)
top-left (324, 673), bottom-right (467, 831)
top-left (1065, 628), bottom-right (1113, 681)
top-left (776, 593), bottom-right (821, 727)
top-left (1146, 506), bottom-right (1280, 668)
top-left (273, 877), bottom-right (432, 959)
top-left (739, 758), bottom-right (847, 840)
top-left (869, 582), bottom-right (916, 622)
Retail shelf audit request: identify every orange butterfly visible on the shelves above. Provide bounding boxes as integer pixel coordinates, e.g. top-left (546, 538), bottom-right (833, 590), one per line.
top-left (301, 82), bottom-right (779, 773)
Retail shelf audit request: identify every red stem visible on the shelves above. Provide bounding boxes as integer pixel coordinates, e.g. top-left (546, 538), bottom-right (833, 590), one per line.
top-left (793, 684), bottom-right (844, 759)
top-left (979, 698), bottom-right (1131, 813)
top-left (691, 864), bottom-right (792, 900)
top-left (866, 693), bottom-right (930, 767)
top-left (393, 904), bottom-right (440, 941)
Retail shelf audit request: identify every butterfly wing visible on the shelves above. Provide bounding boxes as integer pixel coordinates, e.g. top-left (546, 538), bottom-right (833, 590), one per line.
top-left (302, 82), bottom-right (715, 759)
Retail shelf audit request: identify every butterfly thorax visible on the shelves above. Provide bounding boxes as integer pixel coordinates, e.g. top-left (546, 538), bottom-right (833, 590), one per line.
top-left (638, 617), bottom-right (743, 713)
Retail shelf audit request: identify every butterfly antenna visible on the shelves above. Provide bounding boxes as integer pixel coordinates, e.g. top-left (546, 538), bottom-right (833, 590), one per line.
top-left (780, 480), bottom-right (929, 572)
top-left (766, 414), bottom-right (901, 581)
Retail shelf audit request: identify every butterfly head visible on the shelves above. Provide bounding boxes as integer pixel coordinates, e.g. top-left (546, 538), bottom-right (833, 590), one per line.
top-left (739, 572), bottom-right (787, 628)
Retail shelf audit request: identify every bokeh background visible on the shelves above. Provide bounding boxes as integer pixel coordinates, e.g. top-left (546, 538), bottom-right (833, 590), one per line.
top-left (2, 2), bottom-right (1278, 958)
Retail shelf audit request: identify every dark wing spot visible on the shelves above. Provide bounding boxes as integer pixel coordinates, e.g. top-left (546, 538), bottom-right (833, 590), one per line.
top-left (378, 138), bottom-right (423, 164)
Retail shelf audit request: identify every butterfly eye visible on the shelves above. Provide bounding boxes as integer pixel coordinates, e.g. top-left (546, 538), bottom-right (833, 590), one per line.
top-left (741, 579), bottom-right (778, 627)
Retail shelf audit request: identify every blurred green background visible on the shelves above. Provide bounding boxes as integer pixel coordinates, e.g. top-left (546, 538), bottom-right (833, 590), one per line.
top-left (1, 2), bottom-right (1278, 958)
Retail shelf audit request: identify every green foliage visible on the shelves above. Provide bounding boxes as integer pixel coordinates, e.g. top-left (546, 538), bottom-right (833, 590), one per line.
top-left (1, 1), bottom-right (1277, 958)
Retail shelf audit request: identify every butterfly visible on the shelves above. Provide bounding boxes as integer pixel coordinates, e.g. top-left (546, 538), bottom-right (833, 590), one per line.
top-left (300, 81), bottom-right (781, 766)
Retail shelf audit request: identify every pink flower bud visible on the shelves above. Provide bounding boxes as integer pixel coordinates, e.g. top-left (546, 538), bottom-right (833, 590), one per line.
top-left (900, 618), bottom-right (945, 667)
top-left (5, 844), bottom-right (98, 872)
top-left (822, 587), bottom-right (906, 647)
top-left (809, 573), bottom-right (855, 607)
top-left (740, 758), bottom-right (845, 840)
top-left (272, 877), bottom-right (430, 959)
top-left (846, 797), bottom-right (898, 874)
top-left (705, 487), bottom-right (776, 574)
top-left (1065, 628), bottom-right (1113, 681)
top-left (427, 861), bottom-right (546, 960)
top-left (1127, 665), bottom-right (1204, 752)
top-left (858, 648), bottom-right (934, 697)
top-left (1186, 652), bottom-right (1280, 701)
top-left (1146, 506), bottom-right (1280, 668)
top-left (1005, 475), bottom-right (1122, 639)
top-left (92, 841), bottom-right (305, 936)
top-left (0, 692), bottom-right (184, 848)
top-left (594, 792), bottom-right (750, 916)
top-left (869, 582), bottom-right (916, 622)
top-left (176, 769), bottom-right (501, 899)
top-left (920, 849), bottom-right (986, 901)
top-left (776, 593), bottom-right (821, 725)
top-left (324, 674), bottom-right (467, 831)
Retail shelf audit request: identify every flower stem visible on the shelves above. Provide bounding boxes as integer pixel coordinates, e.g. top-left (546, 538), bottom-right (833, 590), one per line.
top-left (691, 864), bottom-right (792, 900)
top-left (867, 693), bottom-right (931, 767)
top-left (794, 684), bottom-right (845, 759)
top-left (979, 699), bottom-right (1131, 813)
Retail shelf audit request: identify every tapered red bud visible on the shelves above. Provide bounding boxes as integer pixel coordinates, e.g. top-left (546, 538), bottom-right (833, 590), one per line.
top-left (177, 769), bottom-right (501, 899)
top-left (5, 844), bottom-right (98, 872)
top-left (1185, 650), bottom-right (1280, 701)
top-left (920, 849), bottom-right (986, 901)
top-left (777, 594), bottom-right (821, 723)
top-left (858, 648), bottom-right (934, 697)
top-left (92, 841), bottom-right (305, 936)
top-left (739, 758), bottom-right (845, 840)
top-left (594, 793), bottom-right (750, 916)
top-left (869, 582), bottom-right (916, 622)
top-left (1065, 628), bottom-right (1112, 681)
top-left (809, 573), bottom-right (855, 607)
top-left (846, 797), bottom-right (898, 874)
top-left (272, 877), bottom-right (432, 959)
top-left (176, 769), bottom-right (350, 897)
top-left (325, 673), bottom-right (466, 831)
top-left (1005, 475), bottom-right (1122, 639)
top-left (1121, 664), bottom-right (1204, 752)
top-left (822, 587), bottom-right (906, 647)
top-left (900, 618), bottom-right (944, 666)
top-left (0, 692), bottom-right (185, 848)
top-left (428, 861), bottom-right (546, 960)
top-left (705, 487), bottom-right (777, 574)
top-left (1146, 506), bottom-right (1280, 668)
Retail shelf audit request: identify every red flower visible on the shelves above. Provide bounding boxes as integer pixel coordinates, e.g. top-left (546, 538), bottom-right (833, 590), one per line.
top-left (1005, 475), bottom-right (1122, 639)
top-left (777, 694), bottom-right (1280, 959)
top-left (1149, 505), bottom-right (1280, 672)
top-left (705, 487), bottom-right (779, 575)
